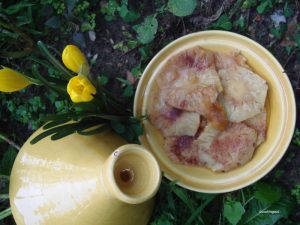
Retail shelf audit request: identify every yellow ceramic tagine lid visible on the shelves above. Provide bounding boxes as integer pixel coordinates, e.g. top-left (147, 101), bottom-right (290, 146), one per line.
top-left (9, 129), bottom-right (161, 225)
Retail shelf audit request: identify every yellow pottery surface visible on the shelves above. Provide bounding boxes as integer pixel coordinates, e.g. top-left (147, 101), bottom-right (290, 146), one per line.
top-left (9, 129), bottom-right (161, 225)
top-left (134, 30), bottom-right (296, 193)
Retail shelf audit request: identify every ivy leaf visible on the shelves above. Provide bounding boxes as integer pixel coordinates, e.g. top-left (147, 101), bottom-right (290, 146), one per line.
top-left (119, 4), bottom-right (140, 22)
top-left (167, 0), bottom-right (197, 17)
top-left (224, 201), bottom-right (245, 225)
top-left (256, 0), bottom-right (272, 14)
top-left (254, 182), bottom-right (282, 205)
top-left (133, 15), bottom-right (158, 44)
top-left (210, 15), bottom-right (232, 31)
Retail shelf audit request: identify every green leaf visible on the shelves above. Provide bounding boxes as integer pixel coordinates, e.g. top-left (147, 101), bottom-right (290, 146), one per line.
top-left (241, 195), bottom-right (294, 225)
top-left (0, 147), bottom-right (17, 176)
top-left (37, 41), bottom-right (73, 79)
top-left (78, 124), bottom-right (109, 135)
top-left (241, 0), bottom-right (257, 9)
top-left (173, 186), bottom-right (194, 211)
top-left (98, 75), bottom-right (109, 86)
top-left (131, 64), bottom-right (142, 77)
top-left (131, 123), bottom-right (143, 136)
top-left (283, 2), bottom-right (293, 17)
top-left (119, 4), bottom-right (140, 22)
top-left (184, 194), bottom-right (216, 225)
top-left (30, 123), bottom-right (76, 144)
top-left (256, 0), bottom-right (272, 14)
top-left (116, 77), bottom-right (131, 85)
top-left (43, 119), bottom-right (72, 129)
top-left (167, 0), bottom-right (197, 17)
top-left (0, 194), bottom-right (9, 199)
top-left (45, 16), bottom-right (61, 29)
top-left (234, 15), bottom-right (246, 30)
top-left (133, 15), bottom-right (158, 44)
top-left (2, 2), bottom-right (33, 15)
top-left (123, 127), bottom-right (135, 141)
top-left (210, 15), bottom-right (232, 31)
top-left (224, 201), bottom-right (245, 225)
top-left (294, 34), bottom-right (300, 48)
top-left (270, 24), bottom-right (287, 39)
top-left (31, 64), bottom-right (68, 96)
top-left (66, 0), bottom-right (76, 15)
top-left (110, 120), bottom-right (126, 134)
top-left (0, 208), bottom-right (12, 220)
top-left (122, 85), bottom-right (134, 97)
top-left (254, 182), bottom-right (282, 205)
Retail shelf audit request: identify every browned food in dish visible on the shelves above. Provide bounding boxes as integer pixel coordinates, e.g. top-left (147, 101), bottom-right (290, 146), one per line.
top-left (156, 46), bottom-right (215, 89)
top-left (215, 51), bottom-right (249, 70)
top-left (244, 110), bottom-right (267, 146)
top-left (149, 47), bottom-right (268, 172)
top-left (198, 123), bottom-right (257, 172)
top-left (164, 136), bottom-right (199, 165)
top-left (164, 123), bottom-right (257, 172)
top-left (218, 66), bottom-right (268, 122)
top-left (148, 92), bottom-right (200, 137)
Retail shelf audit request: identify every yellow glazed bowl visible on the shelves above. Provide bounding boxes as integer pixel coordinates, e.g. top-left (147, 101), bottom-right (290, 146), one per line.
top-left (134, 30), bottom-right (296, 193)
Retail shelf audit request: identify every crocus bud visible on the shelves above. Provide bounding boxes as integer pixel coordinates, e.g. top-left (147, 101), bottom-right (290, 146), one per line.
top-left (62, 45), bottom-right (88, 73)
top-left (0, 67), bottom-right (31, 92)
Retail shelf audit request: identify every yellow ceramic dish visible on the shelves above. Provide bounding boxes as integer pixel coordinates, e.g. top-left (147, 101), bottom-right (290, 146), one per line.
top-left (134, 30), bottom-right (296, 193)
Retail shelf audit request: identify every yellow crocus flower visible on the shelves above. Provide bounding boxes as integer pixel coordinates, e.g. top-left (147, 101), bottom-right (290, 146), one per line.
top-left (67, 75), bottom-right (96, 103)
top-left (0, 67), bottom-right (31, 92)
top-left (62, 45), bottom-right (88, 73)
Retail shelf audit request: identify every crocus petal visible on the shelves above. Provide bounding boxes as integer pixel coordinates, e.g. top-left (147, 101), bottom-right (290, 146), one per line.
top-left (0, 67), bottom-right (31, 92)
top-left (62, 45), bottom-right (88, 73)
top-left (67, 75), bottom-right (96, 103)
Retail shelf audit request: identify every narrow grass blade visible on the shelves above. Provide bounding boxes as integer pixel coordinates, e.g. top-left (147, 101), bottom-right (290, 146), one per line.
top-left (37, 41), bottom-right (73, 79)
top-left (32, 65), bottom-right (68, 96)
top-left (0, 194), bottom-right (9, 199)
top-left (184, 194), bottom-right (217, 225)
top-left (78, 124), bottom-right (109, 135)
top-left (0, 208), bottom-right (12, 220)
top-left (173, 187), bottom-right (195, 211)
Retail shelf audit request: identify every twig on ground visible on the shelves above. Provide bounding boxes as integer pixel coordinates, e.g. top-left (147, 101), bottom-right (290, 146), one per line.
top-left (189, 0), bottom-right (234, 26)
top-left (181, 18), bottom-right (186, 35)
top-left (283, 48), bottom-right (298, 68)
top-left (0, 133), bottom-right (20, 151)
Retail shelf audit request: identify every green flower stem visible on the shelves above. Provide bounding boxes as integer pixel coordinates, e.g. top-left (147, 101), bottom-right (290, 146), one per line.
top-left (32, 65), bottom-right (68, 96)
top-left (37, 41), bottom-right (73, 80)
top-left (0, 208), bottom-right (12, 220)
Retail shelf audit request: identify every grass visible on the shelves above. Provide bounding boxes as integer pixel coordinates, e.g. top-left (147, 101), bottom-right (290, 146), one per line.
top-left (1, 0), bottom-right (300, 224)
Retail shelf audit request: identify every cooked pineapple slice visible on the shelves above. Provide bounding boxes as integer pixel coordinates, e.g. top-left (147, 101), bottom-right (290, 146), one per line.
top-left (244, 110), bottom-right (267, 146)
top-left (219, 66), bottom-right (268, 122)
top-left (148, 92), bottom-right (200, 137)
